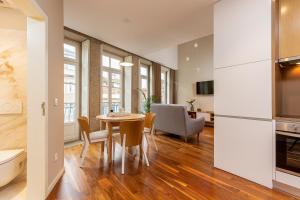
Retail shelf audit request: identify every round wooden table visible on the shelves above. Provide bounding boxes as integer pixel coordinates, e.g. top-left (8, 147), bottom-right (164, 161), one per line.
top-left (96, 113), bottom-right (145, 164)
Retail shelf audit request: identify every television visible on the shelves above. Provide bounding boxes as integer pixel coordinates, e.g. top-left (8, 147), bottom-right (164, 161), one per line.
top-left (196, 81), bottom-right (214, 95)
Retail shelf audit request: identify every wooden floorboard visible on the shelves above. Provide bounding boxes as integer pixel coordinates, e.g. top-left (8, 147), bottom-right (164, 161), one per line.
top-left (47, 128), bottom-right (299, 200)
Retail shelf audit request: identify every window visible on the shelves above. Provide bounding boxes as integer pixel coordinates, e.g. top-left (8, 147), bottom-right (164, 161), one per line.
top-left (101, 53), bottom-right (123, 115)
top-left (139, 64), bottom-right (150, 112)
top-left (161, 67), bottom-right (169, 104)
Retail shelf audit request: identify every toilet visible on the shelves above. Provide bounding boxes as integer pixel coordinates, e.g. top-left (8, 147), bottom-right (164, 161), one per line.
top-left (0, 149), bottom-right (26, 188)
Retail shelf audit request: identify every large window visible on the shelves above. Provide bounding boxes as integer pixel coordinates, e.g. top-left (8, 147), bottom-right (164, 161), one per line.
top-left (161, 67), bottom-right (169, 104)
top-left (64, 42), bottom-right (79, 123)
top-left (101, 53), bottom-right (123, 115)
top-left (139, 64), bottom-right (150, 112)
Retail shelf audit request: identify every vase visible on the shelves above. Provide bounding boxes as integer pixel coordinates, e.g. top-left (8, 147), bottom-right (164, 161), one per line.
top-left (190, 104), bottom-right (194, 112)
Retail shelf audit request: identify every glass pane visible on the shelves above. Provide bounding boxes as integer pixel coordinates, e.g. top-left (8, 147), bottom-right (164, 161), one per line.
top-left (102, 87), bottom-right (109, 100)
top-left (112, 73), bottom-right (121, 88)
top-left (64, 83), bottom-right (75, 101)
top-left (111, 58), bottom-right (121, 69)
top-left (64, 103), bottom-right (75, 123)
top-left (141, 78), bottom-right (148, 90)
top-left (64, 43), bottom-right (76, 59)
top-left (64, 63), bottom-right (76, 122)
top-left (140, 67), bottom-right (148, 76)
top-left (64, 64), bottom-right (76, 103)
top-left (111, 102), bottom-right (121, 112)
top-left (161, 78), bottom-right (166, 104)
top-left (161, 72), bottom-right (165, 81)
top-left (102, 71), bottom-right (109, 86)
top-left (64, 64), bottom-right (76, 82)
top-left (101, 102), bottom-right (109, 115)
top-left (102, 55), bottom-right (109, 67)
top-left (112, 88), bottom-right (121, 99)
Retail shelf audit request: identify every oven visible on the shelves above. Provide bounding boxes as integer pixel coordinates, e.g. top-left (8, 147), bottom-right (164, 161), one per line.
top-left (276, 121), bottom-right (300, 177)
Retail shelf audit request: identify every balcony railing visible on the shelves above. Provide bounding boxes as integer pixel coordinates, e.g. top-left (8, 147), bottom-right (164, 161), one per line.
top-left (64, 103), bottom-right (75, 123)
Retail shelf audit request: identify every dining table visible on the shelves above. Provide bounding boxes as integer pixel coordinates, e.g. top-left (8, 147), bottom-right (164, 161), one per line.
top-left (96, 113), bottom-right (145, 164)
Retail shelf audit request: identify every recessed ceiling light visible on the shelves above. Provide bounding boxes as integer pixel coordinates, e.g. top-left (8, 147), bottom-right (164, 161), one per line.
top-left (194, 43), bottom-right (198, 48)
top-left (281, 6), bottom-right (287, 14)
top-left (186, 57), bottom-right (190, 61)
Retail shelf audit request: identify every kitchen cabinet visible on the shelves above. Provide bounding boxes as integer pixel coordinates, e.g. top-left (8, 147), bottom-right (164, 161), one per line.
top-left (279, 0), bottom-right (300, 59)
top-left (214, 0), bottom-right (271, 68)
top-left (214, 60), bottom-right (272, 119)
top-left (214, 116), bottom-right (273, 188)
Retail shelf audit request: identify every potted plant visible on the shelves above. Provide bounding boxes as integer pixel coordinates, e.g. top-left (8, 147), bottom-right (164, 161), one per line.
top-left (138, 89), bottom-right (157, 113)
top-left (186, 99), bottom-right (196, 112)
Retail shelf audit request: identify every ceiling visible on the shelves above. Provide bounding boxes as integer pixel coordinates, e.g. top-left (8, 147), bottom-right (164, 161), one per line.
top-left (64, 0), bottom-right (216, 56)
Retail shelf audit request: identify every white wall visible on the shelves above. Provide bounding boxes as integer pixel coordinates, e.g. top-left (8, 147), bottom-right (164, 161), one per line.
top-left (143, 45), bottom-right (178, 69)
top-left (33, 0), bottom-right (64, 193)
top-left (177, 35), bottom-right (214, 111)
top-left (0, 7), bottom-right (26, 30)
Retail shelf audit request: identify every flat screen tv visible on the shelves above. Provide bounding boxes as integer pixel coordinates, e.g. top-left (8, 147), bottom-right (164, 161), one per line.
top-left (196, 81), bottom-right (214, 95)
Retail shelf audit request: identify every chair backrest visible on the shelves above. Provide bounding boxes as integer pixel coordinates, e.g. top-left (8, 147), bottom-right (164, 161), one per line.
top-left (78, 116), bottom-right (91, 142)
top-left (144, 112), bottom-right (156, 130)
top-left (120, 120), bottom-right (145, 147)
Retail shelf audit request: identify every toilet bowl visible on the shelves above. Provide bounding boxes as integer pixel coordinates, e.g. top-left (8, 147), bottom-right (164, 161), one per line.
top-left (0, 149), bottom-right (26, 188)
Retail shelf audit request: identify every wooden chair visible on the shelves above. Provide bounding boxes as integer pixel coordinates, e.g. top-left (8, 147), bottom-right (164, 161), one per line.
top-left (116, 120), bottom-right (149, 174)
top-left (144, 112), bottom-right (158, 151)
top-left (78, 116), bottom-right (113, 167)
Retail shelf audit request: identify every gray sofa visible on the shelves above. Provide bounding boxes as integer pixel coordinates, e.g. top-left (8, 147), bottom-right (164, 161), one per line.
top-left (151, 104), bottom-right (205, 142)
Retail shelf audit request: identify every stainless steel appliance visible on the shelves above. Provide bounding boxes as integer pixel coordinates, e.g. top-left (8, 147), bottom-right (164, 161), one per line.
top-left (276, 121), bottom-right (300, 177)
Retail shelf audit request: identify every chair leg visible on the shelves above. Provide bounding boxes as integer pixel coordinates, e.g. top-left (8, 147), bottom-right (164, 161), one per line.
top-left (80, 143), bottom-right (89, 167)
top-left (80, 142), bottom-right (85, 158)
top-left (112, 138), bottom-right (115, 161)
top-left (121, 134), bottom-right (126, 174)
top-left (185, 137), bottom-right (188, 143)
top-left (144, 133), bottom-right (149, 145)
top-left (141, 146), bottom-right (149, 167)
top-left (150, 133), bottom-right (158, 152)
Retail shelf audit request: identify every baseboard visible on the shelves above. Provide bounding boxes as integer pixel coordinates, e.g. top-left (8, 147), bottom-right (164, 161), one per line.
top-left (46, 167), bottom-right (65, 197)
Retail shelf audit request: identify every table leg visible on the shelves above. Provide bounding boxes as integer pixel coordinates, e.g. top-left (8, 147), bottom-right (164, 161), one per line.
top-left (107, 122), bottom-right (113, 164)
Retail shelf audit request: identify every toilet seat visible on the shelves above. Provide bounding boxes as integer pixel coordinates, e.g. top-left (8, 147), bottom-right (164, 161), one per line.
top-left (0, 149), bottom-right (25, 165)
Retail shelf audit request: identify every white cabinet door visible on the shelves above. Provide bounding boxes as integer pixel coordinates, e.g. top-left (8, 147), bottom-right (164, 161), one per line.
top-left (214, 116), bottom-right (273, 188)
top-left (214, 60), bottom-right (272, 119)
top-left (214, 0), bottom-right (272, 68)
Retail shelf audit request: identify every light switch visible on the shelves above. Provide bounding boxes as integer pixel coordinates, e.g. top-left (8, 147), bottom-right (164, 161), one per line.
top-left (54, 98), bottom-right (59, 106)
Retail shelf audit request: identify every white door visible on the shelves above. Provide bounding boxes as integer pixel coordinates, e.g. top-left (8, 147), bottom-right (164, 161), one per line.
top-left (27, 17), bottom-right (47, 199)
top-left (63, 40), bottom-right (80, 142)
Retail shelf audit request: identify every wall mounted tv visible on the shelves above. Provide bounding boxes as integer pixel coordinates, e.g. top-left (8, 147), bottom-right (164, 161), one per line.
top-left (196, 80), bottom-right (214, 95)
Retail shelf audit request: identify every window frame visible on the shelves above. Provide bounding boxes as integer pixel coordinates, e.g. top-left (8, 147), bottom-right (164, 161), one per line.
top-left (161, 67), bottom-right (170, 104)
top-left (139, 63), bottom-right (151, 112)
top-left (63, 39), bottom-right (80, 124)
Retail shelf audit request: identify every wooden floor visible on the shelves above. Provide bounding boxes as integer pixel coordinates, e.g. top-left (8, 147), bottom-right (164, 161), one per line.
top-left (48, 128), bottom-right (299, 200)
